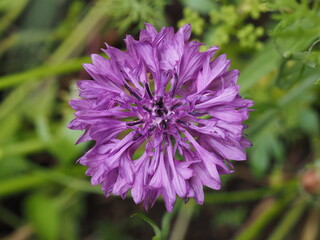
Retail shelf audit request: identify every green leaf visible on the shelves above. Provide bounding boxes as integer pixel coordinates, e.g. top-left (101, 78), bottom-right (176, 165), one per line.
top-left (180, 0), bottom-right (216, 14)
top-left (25, 193), bottom-right (61, 240)
top-left (298, 109), bottom-right (319, 136)
top-left (0, 156), bottom-right (30, 178)
top-left (292, 51), bottom-right (320, 68)
top-left (132, 213), bottom-right (162, 239)
top-left (0, 113), bottom-right (20, 144)
top-left (249, 131), bottom-right (272, 176)
top-left (239, 42), bottom-right (280, 94)
top-left (48, 133), bottom-right (84, 164)
top-left (24, 80), bottom-right (56, 120)
top-left (47, 114), bottom-right (87, 165)
top-left (250, 144), bottom-right (269, 177)
top-left (271, 3), bottom-right (320, 59)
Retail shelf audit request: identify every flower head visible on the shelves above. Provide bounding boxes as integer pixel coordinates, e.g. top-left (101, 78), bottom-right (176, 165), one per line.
top-left (68, 24), bottom-right (253, 212)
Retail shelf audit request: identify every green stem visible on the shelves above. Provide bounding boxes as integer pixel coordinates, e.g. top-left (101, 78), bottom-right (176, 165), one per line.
top-left (1, 138), bottom-right (45, 157)
top-left (0, 57), bottom-right (89, 89)
top-left (46, 170), bottom-right (101, 194)
top-left (161, 200), bottom-right (182, 240)
top-left (0, 172), bottom-right (47, 198)
top-left (48, 0), bottom-right (110, 63)
top-left (0, 168), bottom-right (96, 198)
top-left (132, 213), bottom-right (161, 238)
top-left (0, 83), bottom-right (36, 120)
top-left (234, 191), bottom-right (296, 240)
top-left (169, 200), bottom-right (195, 240)
top-left (205, 188), bottom-right (272, 203)
top-left (268, 196), bottom-right (308, 240)
top-left (205, 181), bottom-right (296, 203)
top-left (0, 0), bottom-right (30, 37)
top-left (301, 207), bottom-right (320, 240)
top-left (0, 168), bottom-right (298, 204)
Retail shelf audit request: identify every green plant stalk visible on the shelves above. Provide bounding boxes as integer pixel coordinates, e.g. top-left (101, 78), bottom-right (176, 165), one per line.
top-left (0, 33), bottom-right (18, 57)
top-left (132, 213), bottom-right (162, 239)
top-left (235, 192), bottom-right (296, 240)
top-left (268, 196), bottom-right (308, 240)
top-left (48, 0), bottom-right (110, 63)
top-left (0, 168), bottom-right (297, 202)
top-left (160, 213), bottom-right (172, 240)
top-left (0, 0), bottom-right (30, 37)
top-left (0, 82), bottom-right (36, 120)
top-left (301, 207), bottom-right (320, 240)
top-left (205, 189), bottom-right (270, 203)
top-left (0, 172), bottom-right (47, 198)
top-left (161, 200), bottom-right (182, 240)
top-left (0, 57), bottom-right (89, 89)
top-left (1, 138), bottom-right (45, 157)
top-left (0, 167), bottom-right (101, 199)
top-left (169, 200), bottom-right (195, 240)
top-left (46, 170), bottom-right (101, 194)
top-left (132, 201), bottom-right (181, 240)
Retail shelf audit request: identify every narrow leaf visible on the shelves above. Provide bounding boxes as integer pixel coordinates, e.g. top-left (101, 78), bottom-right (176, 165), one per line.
top-left (132, 213), bottom-right (162, 238)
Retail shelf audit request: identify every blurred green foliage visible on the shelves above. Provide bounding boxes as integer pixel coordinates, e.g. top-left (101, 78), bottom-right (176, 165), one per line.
top-left (0, 0), bottom-right (319, 239)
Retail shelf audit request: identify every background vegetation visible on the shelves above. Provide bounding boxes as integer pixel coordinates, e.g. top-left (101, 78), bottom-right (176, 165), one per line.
top-left (0, 0), bottom-right (319, 239)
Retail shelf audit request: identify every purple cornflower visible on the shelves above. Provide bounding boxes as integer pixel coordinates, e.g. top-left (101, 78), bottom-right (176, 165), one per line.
top-left (68, 24), bottom-right (253, 212)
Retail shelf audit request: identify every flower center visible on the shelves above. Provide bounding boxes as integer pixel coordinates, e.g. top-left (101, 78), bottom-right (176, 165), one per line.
top-left (124, 82), bottom-right (188, 136)
top-left (150, 96), bottom-right (171, 130)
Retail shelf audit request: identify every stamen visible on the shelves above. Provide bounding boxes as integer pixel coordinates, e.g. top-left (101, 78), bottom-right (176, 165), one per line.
top-left (164, 132), bottom-right (170, 142)
top-left (156, 96), bottom-right (164, 108)
top-left (189, 111), bottom-right (206, 117)
top-left (142, 105), bottom-right (151, 113)
top-left (148, 125), bottom-right (156, 132)
top-left (145, 83), bottom-right (153, 99)
top-left (124, 84), bottom-right (142, 100)
top-left (156, 109), bottom-right (163, 117)
top-left (160, 119), bottom-right (169, 129)
top-left (171, 102), bottom-right (182, 110)
top-left (126, 120), bottom-right (144, 126)
top-left (177, 119), bottom-right (190, 126)
top-left (132, 133), bottom-right (142, 141)
top-left (171, 73), bottom-right (178, 98)
top-left (160, 120), bottom-right (166, 129)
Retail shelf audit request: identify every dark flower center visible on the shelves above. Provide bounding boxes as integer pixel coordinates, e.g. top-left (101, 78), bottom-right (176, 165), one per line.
top-left (124, 81), bottom-right (189, 139)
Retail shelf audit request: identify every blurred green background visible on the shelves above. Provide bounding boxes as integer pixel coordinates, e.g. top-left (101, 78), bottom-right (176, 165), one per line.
top-left (0, 0), bottom-right (319, 239)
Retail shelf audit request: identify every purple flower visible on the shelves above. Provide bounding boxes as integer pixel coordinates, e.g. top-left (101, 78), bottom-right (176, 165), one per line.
top-left (68, 24), bottom-right (253, 212)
